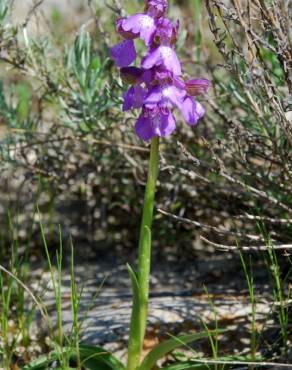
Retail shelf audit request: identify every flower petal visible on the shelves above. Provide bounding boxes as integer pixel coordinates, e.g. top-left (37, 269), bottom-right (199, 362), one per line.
top-left (116, 18), bottom-right (138, 39)
top-left (123, 85), bottom-right (146, 111)
top-left (121, 14), bottom-right (156, 45)
top-left (144, 85), bottom-right (186, 110)
top-left (110, 40), bottom-right (136, 67)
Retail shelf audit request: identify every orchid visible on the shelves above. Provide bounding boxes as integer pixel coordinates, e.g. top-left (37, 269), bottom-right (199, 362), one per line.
top-left (109, 2), bottom-right (211, 370)
top-left (110, 0), bottom-right (210, 141)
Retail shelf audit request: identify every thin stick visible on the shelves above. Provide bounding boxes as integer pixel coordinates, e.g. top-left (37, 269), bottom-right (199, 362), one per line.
top-left (200, 236), bottom-right (292, 252)
top-left (158, 209), bottom-right (263, 241)
top-left (184, 358), bottom-right (292, 368)
top-left (235, 214), bottom-right (292, 225)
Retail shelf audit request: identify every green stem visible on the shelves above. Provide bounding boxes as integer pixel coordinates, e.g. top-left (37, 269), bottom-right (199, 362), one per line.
top-left (127, 136), bottom-right (160, 370)
top-left (137, 136), bottom-right (160, 344)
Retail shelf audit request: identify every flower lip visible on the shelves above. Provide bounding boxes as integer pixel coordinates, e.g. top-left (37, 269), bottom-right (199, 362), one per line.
top-left (135, 107), bottom-right (176, 141)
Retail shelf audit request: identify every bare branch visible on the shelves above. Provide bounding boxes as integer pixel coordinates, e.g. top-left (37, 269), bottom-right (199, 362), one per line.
top-left (158, 209), bottom-right (263, 241)
top-left (200, 236), bottom-right (292, 252)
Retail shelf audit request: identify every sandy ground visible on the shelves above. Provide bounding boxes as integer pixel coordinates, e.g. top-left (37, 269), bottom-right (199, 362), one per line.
top-left (29, 248), bottom-right (275, 362)
top-left (14, 0), bottom-right (82, 15)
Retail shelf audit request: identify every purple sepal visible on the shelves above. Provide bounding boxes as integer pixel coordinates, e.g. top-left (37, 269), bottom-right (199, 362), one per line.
top-left (123, 85), bottom-right (147, 111)
top-left (110, 40), bottom-right (136, 67)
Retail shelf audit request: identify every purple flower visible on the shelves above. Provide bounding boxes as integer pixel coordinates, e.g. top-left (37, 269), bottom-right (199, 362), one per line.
top-left (110, 40), bottom-right (136, 67)
top-left (152, 69), bottom-right (185, 88)
top-left (144, 81), bottom-right (205, 127)
top-left (110, 0), bottom-right (210, 141)
top-left (153, 18), bottom-right (179, 46)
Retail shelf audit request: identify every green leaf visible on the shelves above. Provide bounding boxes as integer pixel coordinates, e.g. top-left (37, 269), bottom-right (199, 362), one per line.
top-left (162, 355), bottom-right (262, 370)
top-left (127, 263), bottom-right (140, 313)
top-left (22, 354), bottom-right (56, 369)
top-left (23, 345), bottom-right (125, 370)
top-left (162, 361), bottom-right (212, 370)
top-left (127, 263), bottom-right (142, 367)
top-left (76, 344), bottom-right (126, 370)
top-left (139, 332), bottom-right (214, 370)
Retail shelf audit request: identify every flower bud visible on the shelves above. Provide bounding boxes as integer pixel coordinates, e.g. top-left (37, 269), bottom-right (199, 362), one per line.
top-left (145, 0), bottom-right (168, 18)
top-left (185, 78), bottom-right (211, 96)
top-left (120, 67), bottom-right (144, 84)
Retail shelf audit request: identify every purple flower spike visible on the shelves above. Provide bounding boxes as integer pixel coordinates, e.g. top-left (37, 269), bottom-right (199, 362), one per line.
top-left (110, 40), bottom-right (136, 67)
top-left (135, 109), bottom-right (176, 141)
top-left (185, 78), bottom-right (211, 96)
top-left (110, 0), bottom-right (210, 140)
top-left (142, 46), bottom-right (182, 75)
